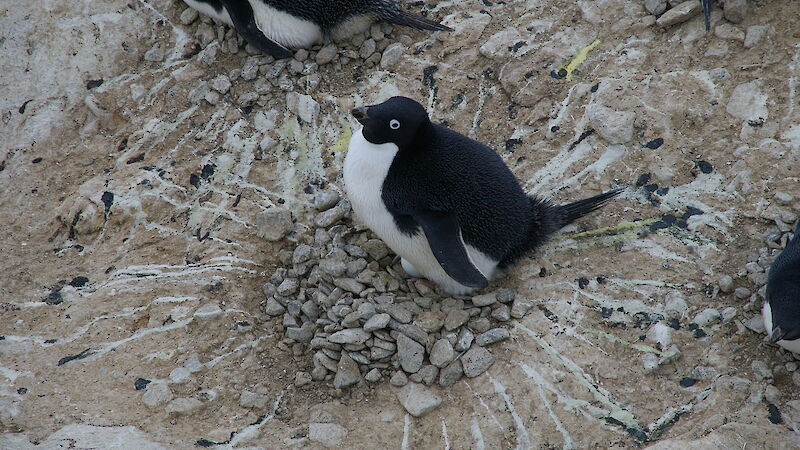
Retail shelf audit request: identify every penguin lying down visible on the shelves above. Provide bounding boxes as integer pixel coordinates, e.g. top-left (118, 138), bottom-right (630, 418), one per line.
top-left (343, 96), bottom-right (623, 295)
top-left (182, 0), bottom-right (451, 59)
top-left (763, 222), bottom-right (800, 354)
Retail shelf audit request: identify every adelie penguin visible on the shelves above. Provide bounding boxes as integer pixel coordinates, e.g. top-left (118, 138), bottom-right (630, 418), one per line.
top-left (762, 222), bottom-right (800, 353)
top-left (343, 96), bottom-right (624, 295)
top-left (182, 0), bottom-right (451, 59)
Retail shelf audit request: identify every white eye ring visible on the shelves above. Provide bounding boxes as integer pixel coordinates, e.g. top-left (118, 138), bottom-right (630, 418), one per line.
top-left (389, 119), bottom-right (401, 130)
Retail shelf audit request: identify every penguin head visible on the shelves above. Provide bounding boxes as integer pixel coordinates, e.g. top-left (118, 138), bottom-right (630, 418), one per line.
top-left (352, 96), bottom-right (430, 148)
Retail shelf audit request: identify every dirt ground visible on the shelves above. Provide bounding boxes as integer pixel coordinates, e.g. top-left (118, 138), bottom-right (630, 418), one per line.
top-left (2, 0), bottom-right (800, 448)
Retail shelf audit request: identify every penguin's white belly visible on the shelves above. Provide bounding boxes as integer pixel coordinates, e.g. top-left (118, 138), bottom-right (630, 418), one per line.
top-left (183, 0), bottom-right (232, 25)
top-left (251, 2), bottom-right (323, 48)
top-left (343, 129), bottom-right (497, 295)
top-left (762, 301), bottom-right (800, 354)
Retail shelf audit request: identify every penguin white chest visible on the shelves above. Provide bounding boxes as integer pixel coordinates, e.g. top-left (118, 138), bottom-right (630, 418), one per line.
top-left (343, 129), bottom-right (497, 295)
top-left (763, 301), bottom-right (800, 354)
top-left (250, 2), bottom-right (323, 48)
top-left (183, 0), bottom-right (232, 25)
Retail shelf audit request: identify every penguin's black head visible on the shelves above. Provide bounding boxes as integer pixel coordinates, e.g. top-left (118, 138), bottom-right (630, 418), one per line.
top-left (352, 96), bottom-right (430, 148)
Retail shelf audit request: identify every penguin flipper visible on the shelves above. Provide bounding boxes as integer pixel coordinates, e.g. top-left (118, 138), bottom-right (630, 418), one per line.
top-left (383, 9), bottom-right (453, 32)
top-left (220, 0), bottom-right (293, 59)
top-left (414, 211), bottom-right (488, 289)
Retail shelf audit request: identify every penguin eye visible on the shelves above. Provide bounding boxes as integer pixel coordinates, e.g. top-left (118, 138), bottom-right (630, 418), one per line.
top-left (389, 119), bottom-right (401, 130)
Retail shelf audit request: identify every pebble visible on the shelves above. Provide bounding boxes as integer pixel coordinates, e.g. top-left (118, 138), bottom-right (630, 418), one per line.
top-left (642, 353), bottom-right (660, 371)
top-left (333, 353), bottom-right (362, 389)
top-left (316, 207), bottom-right (346, 228)
top-left (397, 333), bottom-right (425, 373)
top-left (455, 328), bottom-right (474, 352)
top-left (166, 398), bottom-right (203, 415)
top-left (363, 313), bottom-right (391, 332)
top-left (365, 368), bottom-right (382, 382)
top-left (644, 0), bottom-right (667, 15)
top-left (328, 328), bottom-right (370, 345)
top-left (511, 298), bottom-right (534, 319)
top-left (726, 81), bottom-right (769, 122)
top-left (721, 307), bottom-right (737, 322)
top-left (286, 325), bottom-right (314, 344)
top-left (390, 370), bottom-right (408, 387)
top-left (411, 365), bottom-right (439, 386)
top-left (472, 293), bottom-right (496, 307)
top-left (209, 75), bottom-right (231, 94)
top-left (169, 367), bottom-right (191, 383)
top-left (690, 366), bottom-right (718, 380)
top-left (744, 25), bottom-right (768, 48)
top-left (316, 44), bottom-right (338, 65)
top-left (380, 43), bottom-right (405, 68)
top-left (239, 390), bottom-right (268, 409)
top-left (444, 309), bottom-right (470, 331)
top-left (462, 346), bottom-right (495, 378)
top-left (715, 23), bottom-right (745, 43)
top-left (744, 315), bottom-right (766, 333)
top-left (333, 278), bottom-right (365, 294)
top-left (295, 372), bottom-right (312, 387)
top-left (286, 92), bottom-right (320, 123)
top-left (734, 287), bottom-right (751, 300)
top-left (415, 310), bottom-right (445, 333)
top-left (430, 339), bottom-right (456, 368)
top-left (314, 190), bottom-right (340, 211)
top-left (438, 360), bottom-right (464, 387)
top-left (664, 292), bottom-right (688, 319)
top-left (142, 382), bottom-right (172, 408)
top-left (722, 0), bottom-right (747, 23)
top-left (718, 275), bottom-right (734, 293)
top-left (179, 7), bottom-right (198, 25)
top-left (693, 309), bottom-right (721, 327)
top-left (490, 305), bottom-right (511, 322)
top-left (751, 360), bottom-right (772, 380)
top-left (256, 208), bottom-right (293, 241)
top-left (468, 317), bottom-right (492, 334)
top-left (656, 0), bottom-right (701, 27)
top-left (361, 239), bottom-right (389, 261)
top-left (586, 105), bottom-right (635, 144)
top-left (496, 289), bottom-right (516, 303)
top-left (395, 382), bottom-right (442, 417)
top-left (646, 322), bottom-right (673, 348)
top-left (309, 423), bottom-right (348, 447)
top-left (476, 328), bottom-right (510, 346)
top-left (377, 304), bottom-right (413, 323)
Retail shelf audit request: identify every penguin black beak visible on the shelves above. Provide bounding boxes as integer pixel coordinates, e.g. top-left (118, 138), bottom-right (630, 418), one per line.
top-left (770, 326), bottom-right (786, 344)
top-left (352, 107), bottom-right (369, 124)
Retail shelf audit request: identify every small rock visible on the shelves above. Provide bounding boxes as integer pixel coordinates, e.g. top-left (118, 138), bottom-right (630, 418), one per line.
top-left (642, 353), bottom-right (660, 371)
top-left (415, 310), bottom-right (445, 333)
top-left (587, 104), bottom-right (635, 145)
top-left (240, 390), bottom-right (268, 409)
top-left (511, 297), bottom-right (534, 318)
top-left (744, 25), bottom-right (768, 48)
top-left (496, 288), bottom-right (516, 303)
top-left (664, 292), bottom-right (688, 319)
top-left (166, 397), bottom-right (203, 415)
top-left (718, 275), bottom-right (734, 293)
top-left (142, 382), bottom-right (172, 408)
top-left (490, 305), bottom-right (511, 322)
top-left (734, 287), bottom-right (751, 300)
top-left (264, 298), bottom-right (285, 316)
top-left (277, 278), bottom-right (299, 296)
top-left (316, 44), bottom-right (338, 65)
top-left (286, 325), bottom-right (314, 344)
top-left (646, 322), bottom-right (673, 348)
top-left (328, 328), bottom-right (370, 345)
top-left (430, 339), bottom-right (456, 368)
top-left (472, 293), bottom-right (496, 307)
top-left (169, 367), bottom-right (191, 383)
top-left (292, 244), bottom-right (313, 264)
top-left (476, 328), bottom-right (510, 346)
top-left (444, 309), bottom-right (470, 331)
top-left (395, 382), bottom-right (442, 417)
top-left (286, 91), bottom-right (320, 123)
top-left (364, 313), bottom-right (391, 332)
top-left (397, 333), bottom-right (425, 373)
top-left (715, 23), bottom-right (745, 42)
top-left (333, 353), bottom-right (362, 389)
top-left (390, 370), bottom-right (408, 387)
top-left (295, 371), bottom-right (312, 387)
top-left (365, 368), bottom-right (382, 382)
top-left (721, 307), bottom-right (737, 322)
top-left (309, 423), bottom-right (348, 447)
top-left (256, 208), bottom-right (292, 241)
top-left (693, 308), bottom-right (721, 327)
top-left (752, 360), bottom-right (772, 380)
top-left (333, 278), bottom-right (364, 294)
top-left (723, 0), bottom-right (747, 23)
top-left (179, 7), bottom-right (199, 25)
top-left (209, 75), bottom-right (231, 94)
top-left (690, 366), bottom-right (718, 380)
top-left (194, 303), bottom-right (223, 320)
top-left (361, 239), bottom-right (389, 261)
top-left (644, 0), bottom-right (667, 15)
top-left (380, 43), bottom-right (406, 68)
top-left (744, 315), bottom-right (766, 333)
top-left (461, 346), bottom-right (495, 377)
top-left (455, 328), bottom-right (474, 352)
top-left (656, 1), bottom-right (701, 27)
top-left (467, 317), bottom-right (492, 334)
top-left (726, 81), bottom-right (768, 122)
top-left (314, 190), bottom-right (340, 211)
top-left (438, 360), bottom-right (464, 387)
top-left (376, 304), bottom-right (412, 323)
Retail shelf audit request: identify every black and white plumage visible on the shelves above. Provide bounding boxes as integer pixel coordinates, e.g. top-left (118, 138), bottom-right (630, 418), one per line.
top-left (183, 0), bottom-right (450, 59)
top-left (763, 222), bottom-right (800, 353)
top-left (343, 96), bottom-right (623, 295)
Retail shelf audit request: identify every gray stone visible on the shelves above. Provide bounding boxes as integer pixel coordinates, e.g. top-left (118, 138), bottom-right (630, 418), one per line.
top-left (744, 25), bottom-right (768, 48)
top-left (472, 293), bottom-right (496, 307)
top-left (496, 288), bottom-right (516, 303)
top-left (752, 359), bottom-right (772, 380)
top-left (721, 307), bottom-right (737, 322)
top-left (587, 104), bottom-right (635, 144)
top-left (313, 190), bottom-right (340, 211)
top-left (376, 304), bottom-right (412, 323)
top-left (476, 328), bottom-right (510, 346)
top-left (664, 291), bottom-right (688, 319)
top-left (397, 333), bottom-right (425, 373)
top-left (142, 382), bottom-right (172, 408)
top-left (333, 353), bottom-right (362, 388)
top-left (455, 328), bottom-right (474, 352)
top-left (277, 278), bottom-right (299, 296)
top-left (734, 287), bottom-right (752, 299)
top-left (265, 298), bottom-right (285, 316)
top-left (444, 309), bottom-right (470, 331)
top-left (490, 305), bottom-right (511, 322)
top-left (693, 308), bottom-right (721, 327)
top-left (209, 74), bottom-right (231, 94)
top-left (392, 323), bottom-right (429, 345)
top-left (295, 371), bottom-right (312, 387)
top-left (415, 310), bottom-right (445, 333)
top-left (286, 324), bottom-right (314, 344)
top-left (430, 339), bottom-right (456, 368)
top-left (364, 313), bottom-right (391, 332)
top-left (359, 38), bottom-right (376, 59)
top-left (715, 23), bottom-right (745, 42)
top-left (644, 0), bottom-right (667, 15)
top-left (165, 397), bottom-right (203, 415)
top-left (309, 423), bottom-right (348, 447)
top-left (256, 208), bottom-right (292, 241)
top-left (380, 43), bottom-right (405, 68)
top-left (462, 346), bottom-right (495, 377)
top-left (744, 315), bottom-right (766, 333)
top-left (194, 303), bottom-right (223, 320)
top-left (467, 317), bottom-right (492, 334)
top-left (656, 0), bottom-right (701, 27)
top-left (438, 360), bottom-right (464, 387)
top-left (301, 301), bottom-right (320, 320)
top-left (320, 258), bottom-right (347, 277)
top-left (723, 0), bottom-right (747, 23)
top-left (390, 370), bottom-right (408, 387)
top-left (727, 81), bottom-right (768, 122)
top-left (315, 206), bottom-right (346, 228)
top-left (361, 239), bottom-right (389, 261)
top-left (292, 244), bottom-right (313, 264)
top-left (690, 366), bottom-right (718, 380)
top-left (334, 278), bottom-right (364, 294)
top-left (169, 367), bottom-right (190, 383)
top-left (316, 44), bottom-right (338, 65)
top-left (328, 328), bottom-right (370, 345)
top-left (365, 368), bottom-right (382, 382)
top-left (240, 57), bottom-right (260, 80)
top-left (412, 365), bottom-right (439, 386)
top-left (311, 366), bottom-right (328, 381)
top-left (239, 390), bottom-right (268, 409)
top-left (286, 91), bottom-right (320, 123)
top-left (179, 7), bottom-right (199, 24)
top-left (646, 322), bottom-right (673, 348)
top-left (718, 275), bottom-right (734, 293)
top-left (395, 382), bottom-right (442, 417)
top-left (511, 297), bottom-right (534, 319)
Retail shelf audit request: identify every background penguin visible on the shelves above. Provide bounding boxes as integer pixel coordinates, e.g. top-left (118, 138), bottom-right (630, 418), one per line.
top-left (762, 222), bottom-right (800, 353)
top-left (183, 0), bottom-right (450, 59)
top-left (183, 0), bottom-right (294, 58)
top-left (343, 96), bottom-right (623, 295)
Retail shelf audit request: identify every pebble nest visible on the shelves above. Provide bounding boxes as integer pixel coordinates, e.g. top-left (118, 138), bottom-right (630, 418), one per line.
top-left (260, 189), bottom-right (536, 394)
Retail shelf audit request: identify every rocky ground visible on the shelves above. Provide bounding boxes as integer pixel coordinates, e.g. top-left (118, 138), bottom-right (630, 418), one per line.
top-left (2, 0), bottom-right (800, 448)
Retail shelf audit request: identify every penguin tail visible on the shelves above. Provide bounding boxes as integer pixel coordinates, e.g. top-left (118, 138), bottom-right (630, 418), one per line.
top-left (383, 8), bottom-right (453, 32)
top-left (555, 187), bottom-right (625, 227)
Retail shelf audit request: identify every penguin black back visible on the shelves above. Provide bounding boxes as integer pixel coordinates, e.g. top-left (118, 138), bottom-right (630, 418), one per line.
top-left (767, 222), bottom-right (800, 342)
top-left (261, 0), bottom-right (450, 32)
top-left (369, 97), bottom-right (622, 269)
